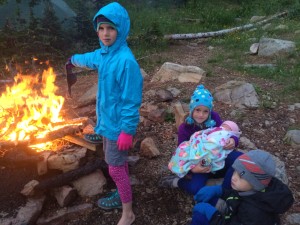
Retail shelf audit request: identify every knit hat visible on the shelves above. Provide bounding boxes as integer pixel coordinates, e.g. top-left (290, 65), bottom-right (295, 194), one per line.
top-left (96, 16), bottom-right (116, 31)
top-left (222, 121), bottom-right (239, 133)
top-left (232, 150), bottom-right (276, 191)
top-left (185, 84), bottom-right (216, 127)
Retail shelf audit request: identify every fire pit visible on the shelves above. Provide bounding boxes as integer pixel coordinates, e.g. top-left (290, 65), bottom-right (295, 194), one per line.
top-left (0, 67), bottom-right (109, 224)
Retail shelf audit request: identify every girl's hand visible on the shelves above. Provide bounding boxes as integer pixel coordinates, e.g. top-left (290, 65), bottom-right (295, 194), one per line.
top-left (224, 138), bottom-right (235, 150)
top-left (117, 132), bottom-right (133, 151)
top-left (191, 163), bottom-right (211, 173)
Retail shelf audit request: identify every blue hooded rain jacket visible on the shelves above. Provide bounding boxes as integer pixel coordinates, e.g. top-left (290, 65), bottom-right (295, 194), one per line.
top-left (71, 2), bottom-right (143, 141)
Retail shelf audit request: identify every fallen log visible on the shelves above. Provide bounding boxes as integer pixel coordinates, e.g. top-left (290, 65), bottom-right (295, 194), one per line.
top-left (35, 158), bottom-right (107, 190)
top-left (164, 11), bottom-right (287, 40)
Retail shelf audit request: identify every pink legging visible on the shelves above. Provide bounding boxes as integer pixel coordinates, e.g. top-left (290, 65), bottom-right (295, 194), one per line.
top-left (109, 163), bottom-right (132, 203)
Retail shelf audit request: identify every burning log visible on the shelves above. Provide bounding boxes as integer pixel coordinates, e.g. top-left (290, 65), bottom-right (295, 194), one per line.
top-left (34, 158), bottom-right (107, 190)
top-left (0, 79), bottom-right (14, 83)
top-left (0, 124), bottom-right (82, 149)
top-left (52, 117), bottom-right (89, 126)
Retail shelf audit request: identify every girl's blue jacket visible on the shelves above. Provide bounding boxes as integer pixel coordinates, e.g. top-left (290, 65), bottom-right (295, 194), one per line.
top-left (71, 2), bottom-right (143, 140)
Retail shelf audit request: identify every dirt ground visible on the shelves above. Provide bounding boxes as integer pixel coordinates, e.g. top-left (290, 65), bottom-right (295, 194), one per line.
top-left (0, 40), bottom-right (299, 225)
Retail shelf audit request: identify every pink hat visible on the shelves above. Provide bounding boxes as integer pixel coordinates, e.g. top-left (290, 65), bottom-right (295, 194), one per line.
top-left (222, 121), bottom-right (239, 133)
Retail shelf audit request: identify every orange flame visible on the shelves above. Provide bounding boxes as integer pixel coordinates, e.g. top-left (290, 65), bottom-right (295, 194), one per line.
top-left (0, 68), bottom-right (65, 150)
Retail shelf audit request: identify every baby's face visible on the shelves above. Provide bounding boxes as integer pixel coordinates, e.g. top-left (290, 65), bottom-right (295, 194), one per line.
top-left (231, 170), bottom-right (253, 192)
top-left (221, 123), bottom-right (231, 131)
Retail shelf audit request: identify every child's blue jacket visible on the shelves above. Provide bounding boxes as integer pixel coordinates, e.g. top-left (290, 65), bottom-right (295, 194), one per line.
top-left (71, 2), bottom-right (143, 140)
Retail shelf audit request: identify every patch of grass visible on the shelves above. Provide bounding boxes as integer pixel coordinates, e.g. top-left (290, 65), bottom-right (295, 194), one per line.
top-left (165, 112), bottom-right (175, 123)
top-left (207, 53), bottom-right (226, 64)
top-left (253, 84), bottom-right (279, 109)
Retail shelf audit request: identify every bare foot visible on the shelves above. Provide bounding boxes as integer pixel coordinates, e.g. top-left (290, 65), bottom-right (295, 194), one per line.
top-left (117, 212), bottom-right (135, 225)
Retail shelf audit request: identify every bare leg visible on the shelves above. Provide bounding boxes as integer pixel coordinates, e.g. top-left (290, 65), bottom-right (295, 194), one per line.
top-left (117, 201), bottom-right (135, 225)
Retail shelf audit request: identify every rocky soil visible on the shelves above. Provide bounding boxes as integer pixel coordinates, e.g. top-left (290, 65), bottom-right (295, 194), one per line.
top-left (0, 39), bottom-right (299, 225)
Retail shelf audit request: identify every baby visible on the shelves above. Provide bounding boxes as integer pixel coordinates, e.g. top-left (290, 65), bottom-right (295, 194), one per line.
top-left (168, 121), bottom-right (241, 178)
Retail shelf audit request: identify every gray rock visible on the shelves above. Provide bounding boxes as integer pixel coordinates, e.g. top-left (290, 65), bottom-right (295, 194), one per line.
top-left (151, 62), bottom-right (206, 83)
top-left (214, 80), bottom-right (259, 109)
top-left (286, 213), bottom-right (300, 225)
top-left (284, 130), bottom-right (300, 149)
top-left (258, 38), bottom-right (296, 56)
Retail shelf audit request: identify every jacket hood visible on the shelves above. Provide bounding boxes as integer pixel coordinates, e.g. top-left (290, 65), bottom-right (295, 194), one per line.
top-left (247, 178), bottom-right (294, 214)
top-left (93, 2), bottom-right (130, 51)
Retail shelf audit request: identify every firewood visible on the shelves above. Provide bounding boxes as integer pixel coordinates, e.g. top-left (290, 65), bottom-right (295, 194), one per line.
top-left (52, 185), bottom-right (78, 207)
top-left (34, 158), bottom-right (107, 190)
top-left (52, 117), bottom-right (89, 126)
top-left (0, 124), bottom-right (81, 149)
top-left (21, 180), bottom-right (40, 196)
top-left (0, 80), bottom-right (13, 83)
top-left (0, 117), bottom-right (88, 149)
top-left (63, 135), bottom-right (101, 151)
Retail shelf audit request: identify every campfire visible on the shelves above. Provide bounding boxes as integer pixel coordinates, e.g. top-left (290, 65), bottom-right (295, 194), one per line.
top-left (0, 67), bottom-right (107, 225)
top-left (0, 67), bottom-right (87, 153)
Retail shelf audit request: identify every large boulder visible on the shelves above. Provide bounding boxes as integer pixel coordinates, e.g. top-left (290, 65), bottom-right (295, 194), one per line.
top-left (213, 80), bottom-right (259, 109)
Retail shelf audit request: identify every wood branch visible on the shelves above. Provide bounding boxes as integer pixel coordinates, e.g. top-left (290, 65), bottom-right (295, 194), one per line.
top-left (0, 109), bottom-right (22, 139)
top-left (0, 124), bottom-right (81, 149)
top-left (34, 158), bottom-right (107, 190)
top-left (164, 11), bottom-right (288, 40)
top-left (28, 124), bottom-right (81, 144)
top-left (52, 117), bottom-right (89, 126)
top-left (0, 80), bottom-right (13, 83)
top-left (63, 135), bottom-right (100, 152)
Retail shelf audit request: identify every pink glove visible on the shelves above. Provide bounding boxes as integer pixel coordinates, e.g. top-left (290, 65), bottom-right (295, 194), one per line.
top-left (117, 132), bottom-right (133, 151)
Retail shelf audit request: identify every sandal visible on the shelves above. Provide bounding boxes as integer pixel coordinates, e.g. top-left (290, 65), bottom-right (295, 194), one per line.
top-left (83, 133), bottom-right (103, 144)
top-left (97, 190), bottom-right (122, 210)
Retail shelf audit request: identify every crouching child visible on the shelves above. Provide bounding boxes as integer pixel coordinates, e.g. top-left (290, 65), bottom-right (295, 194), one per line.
top-left (190, 149), bottom-right (294, 225)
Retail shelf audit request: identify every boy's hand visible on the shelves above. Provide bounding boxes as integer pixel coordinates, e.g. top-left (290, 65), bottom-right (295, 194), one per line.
top-left (117, 132), bottom-right (133, 151)
top-left (193, 203), bottom-right (217, 221)
top-left (194, 185), bottom-right (222, 203)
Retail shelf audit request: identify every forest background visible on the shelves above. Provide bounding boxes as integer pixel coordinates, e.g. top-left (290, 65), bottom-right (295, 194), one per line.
top-left (0, 0), bottom-right (299, 102)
